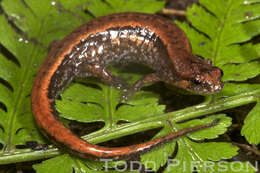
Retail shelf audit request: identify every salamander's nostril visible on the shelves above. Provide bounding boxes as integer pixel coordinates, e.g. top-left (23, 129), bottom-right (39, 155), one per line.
top-left (206, 59), bottom-right (212, 65)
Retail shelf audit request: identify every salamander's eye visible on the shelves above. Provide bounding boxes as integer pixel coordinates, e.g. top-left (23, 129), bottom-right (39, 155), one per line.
top-left (193, 78), bottom-right (201, 85)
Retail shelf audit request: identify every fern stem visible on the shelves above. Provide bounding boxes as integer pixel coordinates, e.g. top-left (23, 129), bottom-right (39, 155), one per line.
top-left (103, 86), bottom-right (114, 129)
top-left (0, 148), bottom-right (60, 165)
top-left (84, 90), bottom-right (259, 143)
top-left (0, 90), bottom-right (258, 164)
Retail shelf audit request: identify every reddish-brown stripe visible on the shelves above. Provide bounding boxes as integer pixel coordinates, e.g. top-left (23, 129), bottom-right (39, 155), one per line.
top-left (31, 12), bottom-right (213, 160)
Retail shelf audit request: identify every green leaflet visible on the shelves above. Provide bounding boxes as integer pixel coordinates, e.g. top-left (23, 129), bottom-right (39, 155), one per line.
top-left (166, 141), bottom-right (255, 173)
top-left (86, 0), bottom-right (165, 17)
top-left (33, 154), bottom-right (139, 173)
top-left (140, 114), bottom-right (232, 172)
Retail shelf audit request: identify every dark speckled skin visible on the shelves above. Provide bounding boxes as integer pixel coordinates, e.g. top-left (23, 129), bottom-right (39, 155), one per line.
top-left (31, 13), bottom-right (223, 161)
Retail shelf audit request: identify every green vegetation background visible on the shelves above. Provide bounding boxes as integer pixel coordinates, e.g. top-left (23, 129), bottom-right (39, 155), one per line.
top-left (0, 0), bottom-right (259, 172)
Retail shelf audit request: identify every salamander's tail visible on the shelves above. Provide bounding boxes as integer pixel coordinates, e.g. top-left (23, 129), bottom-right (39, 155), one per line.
top-left (108, 118), bottom-right (221, 160)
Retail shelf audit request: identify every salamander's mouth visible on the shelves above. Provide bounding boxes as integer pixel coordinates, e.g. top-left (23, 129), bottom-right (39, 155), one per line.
top-left (186, 67), bottom-right (224, 94)
top-left (187, 78), bottom-right (223, 94)
top-left (175, 79), bottom-right (222, 95)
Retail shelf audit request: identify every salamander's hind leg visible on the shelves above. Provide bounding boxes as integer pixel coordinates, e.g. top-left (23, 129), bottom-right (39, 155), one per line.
top-left (76, 64), bottom-right (129, 90)
top-left (121, 73), bottom-right (161, 101)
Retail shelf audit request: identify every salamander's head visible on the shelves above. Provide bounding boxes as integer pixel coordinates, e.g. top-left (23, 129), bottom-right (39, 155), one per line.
top-left (173, 53), bottom-right (223, 94)
top-left (186, 66), bottom-right (223, 94)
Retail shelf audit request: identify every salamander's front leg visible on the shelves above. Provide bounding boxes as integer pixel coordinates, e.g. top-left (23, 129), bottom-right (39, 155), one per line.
top-left (121, 73), bottom-right (161, 101)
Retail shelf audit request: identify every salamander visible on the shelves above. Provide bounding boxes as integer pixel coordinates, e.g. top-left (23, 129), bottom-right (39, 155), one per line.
top-left (31, 12), bottom-right (223, 161)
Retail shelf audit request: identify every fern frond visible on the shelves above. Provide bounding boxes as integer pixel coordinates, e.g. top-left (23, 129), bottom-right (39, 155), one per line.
top-left (0, 0), bottom-right (91, 153)
top-left (178, 0), bottom-right (260, 77)
top-left (177, 0), bottom-right (260, 146)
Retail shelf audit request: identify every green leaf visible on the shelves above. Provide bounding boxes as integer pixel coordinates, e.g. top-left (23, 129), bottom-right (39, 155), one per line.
top-left (33, 154), bottom-right (74, 173)
top-left (166, 141), bottom-right (256, 173)
top-left (241, 100), bottom-right (260, 144)
top-left (141, 115), bottom-right (232, 172)
top-left (141, 125), bottom-right (177, 171)
top-left (56, 84), bottom-right (105, 122)
top-left (181, 114), bottom-right (232, 140)
top-left (116, 91), bottom-right (165, 122)
top-left (221, 62), bottom-right (260, 81)
top-left (216, 83), bottom-right (260, 97)
top-left (87, 0), bottom-right (165, 17)
top-left (33, 154), bottom-right (140, 173)
top-left (57, 79), bottom-right (163, 125)
top-left (166, 141), bottom-right (239, 173)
